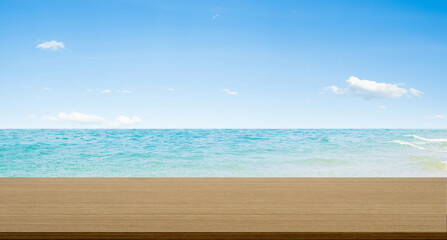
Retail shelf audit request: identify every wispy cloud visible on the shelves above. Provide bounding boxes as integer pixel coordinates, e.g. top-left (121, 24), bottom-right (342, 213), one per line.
top-left (325, 85), bottom-right (347, 95)
top-left (88, 89), bottom-right (131, 94)
top-left (426, 115), bottom-right (446, 120)
top-left (111, 116), bottom-right (142, 127)
top-left (222, 88), bottom-right (237, 96)
top-left (409, 88), bottom-right (423, 97)
top-left (212, 7), bottom-right (223, 20)
top-left (42, 112), bottom-right (106, 124)
top-left (41, 115), bottom-right (61, 121)
top-left (43, 86), bottom-right (51, 91)
top-left (41, 111), bottom-right (142, 127)
top-left (58, 112), bottom-right (106, 124)
top-left (36, 40), bottom-right (65, 51)
top-left (377, 105), bottom-right (387, 109)
top-left (325, 76), bottom-right (423, 99)
top-left (168, 88), bottom-right (176, 92)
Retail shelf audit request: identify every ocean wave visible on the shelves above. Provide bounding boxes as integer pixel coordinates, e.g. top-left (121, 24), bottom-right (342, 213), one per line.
top-left (406, 135), bottom-right (447, 142)
top-left (392, 140), bottom-right (426, 150)
top-left (393, 139), bottom-right (447, 153)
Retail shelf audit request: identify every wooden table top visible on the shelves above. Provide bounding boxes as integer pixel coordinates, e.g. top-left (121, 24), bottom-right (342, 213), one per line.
top-left (0, 178), bottom-right (446, 239)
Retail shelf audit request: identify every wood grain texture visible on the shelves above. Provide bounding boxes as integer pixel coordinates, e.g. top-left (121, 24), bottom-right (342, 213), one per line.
top-left (0, 232), bottom-right (446, 240)
top-left (0, 178), bottom-right (446, 239)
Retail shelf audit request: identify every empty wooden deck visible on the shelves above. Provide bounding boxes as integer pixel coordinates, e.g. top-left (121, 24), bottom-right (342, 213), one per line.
top-left (0, 178), bottom-right (446, 239)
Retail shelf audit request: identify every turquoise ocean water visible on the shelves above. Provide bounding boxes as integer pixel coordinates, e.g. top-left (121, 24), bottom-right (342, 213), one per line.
top-left (0, 129), bottom-right (446, 177)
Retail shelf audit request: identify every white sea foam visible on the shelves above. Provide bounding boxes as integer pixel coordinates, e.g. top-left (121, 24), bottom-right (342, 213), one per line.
top-left (394, 138), bottom-right (447, 153)
top-left (392, 140), bottom-right (426, 150)
top-left (406, 135), bottom-right (447, 142)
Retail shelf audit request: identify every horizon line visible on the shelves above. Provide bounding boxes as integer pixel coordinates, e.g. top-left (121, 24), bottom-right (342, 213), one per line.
top-left (1, 128), bottom-right (446, 130)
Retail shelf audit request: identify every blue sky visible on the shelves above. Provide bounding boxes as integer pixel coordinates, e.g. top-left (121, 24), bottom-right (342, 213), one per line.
top-left (0, 0), bottom-right (446, 128)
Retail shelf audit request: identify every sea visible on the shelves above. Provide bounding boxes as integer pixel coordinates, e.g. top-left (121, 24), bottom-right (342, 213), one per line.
top-left (0, 129), bottom-right (446, 177)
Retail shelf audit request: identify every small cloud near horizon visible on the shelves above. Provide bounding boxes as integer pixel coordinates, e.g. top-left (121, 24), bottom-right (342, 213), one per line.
top-left (43, 112), bottom-right (106, 124)
top-left (325, 76), bottom-right (423, 99)
top-left (41, 111), bottom-right (142, 127)
top-left (426, 115), bottom-right (446, 120)
top-left (36, 40), bottom-right (65, 51)
top-left (41, 115), bottom-right (61, 121)
top-left (101, 89), bottom-right (112, 94)
top-left (111, 116), bottom-right (142, 127)
top-left (168, 88), bottom-right (176, 92)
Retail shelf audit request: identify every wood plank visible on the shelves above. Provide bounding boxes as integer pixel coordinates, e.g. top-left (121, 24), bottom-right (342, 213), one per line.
top-left (0, 178), bottom-right (446, 239)
top-left (0, 232), bottom-right (446, 240)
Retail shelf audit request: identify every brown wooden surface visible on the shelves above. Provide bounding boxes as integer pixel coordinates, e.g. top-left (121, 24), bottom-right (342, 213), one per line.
top-left (0, 232), bottom-right (446, 240)
top-left (0, 178), bottom-right (446, 239)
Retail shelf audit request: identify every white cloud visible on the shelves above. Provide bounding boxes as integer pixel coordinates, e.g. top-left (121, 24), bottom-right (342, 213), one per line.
top-left (41, 115), bottom-right (60, 121)
top-left (346, 76), bottom-right (406, 99)
top-left (43, 86), bottom-right (51, 91)
top-left (41, 111), bottom-right (142, 127)
top-left (36, 40), bottom-right (65, 51)
top-left (304, 99), bottom-right (311, 103)
top-left (325, 76), bottom-right (422, 99)
top-left (426, 115), bottom-right (446, 120)
top-left (112, 116), bottom-right (142, 127)
top-left (42, 112), bottom-right (105, 124)
top-left (377, 105), bottom-right (387, 109)
top-left (90, 89), bottom-right (131, 94)
top-left (58, 112), bottom-right (106, 124)
top-left (168, 88), bottom-right (176, 92)
top-left (212, 13), bottom-right (220, 20)
top-left (324, 85), bottom-right (348, 95)
top-left (28, 114), bottom-right (36, 119)
top-left (222, 88), bottom-right (237, 96)
top-left (409, 88), bottom-right (423, 97)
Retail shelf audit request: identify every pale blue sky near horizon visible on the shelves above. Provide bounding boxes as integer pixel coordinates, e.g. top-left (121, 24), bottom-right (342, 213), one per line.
top-left (1, 0), bottom-right (446, 128)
